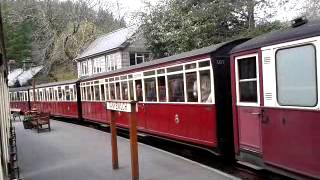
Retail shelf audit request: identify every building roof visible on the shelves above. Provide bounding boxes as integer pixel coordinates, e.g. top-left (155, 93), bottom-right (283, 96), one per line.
top-left (80, 39), bottom-right (246, 81)
top-left (8, 66), bottom-right (43, 87)
top-left (75, 26), bottom-right (138, 61)
top-left (231, 19), bottom-right (320, 54)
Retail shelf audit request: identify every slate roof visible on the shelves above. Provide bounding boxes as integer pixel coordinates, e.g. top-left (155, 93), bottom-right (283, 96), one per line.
top-left (231, 19), bottom-right (320, 54)
top-left (75, 26), bottom-right (138, 61)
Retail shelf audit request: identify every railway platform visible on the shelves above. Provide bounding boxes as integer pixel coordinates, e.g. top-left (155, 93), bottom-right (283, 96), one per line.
top-left (14, 119), bottom-right (239, 180)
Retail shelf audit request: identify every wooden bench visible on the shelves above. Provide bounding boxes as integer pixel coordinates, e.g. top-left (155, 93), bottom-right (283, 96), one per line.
top-left (31, 112), bottom-right (51, 133)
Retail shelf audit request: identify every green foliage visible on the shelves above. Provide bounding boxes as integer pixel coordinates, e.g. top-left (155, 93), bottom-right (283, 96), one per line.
top-left (2, 0), bottom-right (125, 81)
top-left (140, 0), bottom-right (287, 58)
top-left (4, 15), bottom-right (33, 63)
top-left (24, 115), bottom-right (32, 121)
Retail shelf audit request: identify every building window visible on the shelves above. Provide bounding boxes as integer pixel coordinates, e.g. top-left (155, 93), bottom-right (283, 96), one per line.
top-left (129, 53), bottom-right (152, 66)
top-left (276, 45), bottom-right (317, 107)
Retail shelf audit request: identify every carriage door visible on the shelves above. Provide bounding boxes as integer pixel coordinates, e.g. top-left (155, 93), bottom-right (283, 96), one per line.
top-left (235, 54), bottom-right (262, 153)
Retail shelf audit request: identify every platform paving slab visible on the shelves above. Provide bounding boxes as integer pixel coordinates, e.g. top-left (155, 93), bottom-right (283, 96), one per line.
top-left (14, 120), bottom-right (238, 180)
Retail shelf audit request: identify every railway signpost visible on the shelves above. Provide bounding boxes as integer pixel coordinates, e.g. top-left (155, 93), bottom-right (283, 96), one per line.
top-left (105, 100), bottom-right (139, 180)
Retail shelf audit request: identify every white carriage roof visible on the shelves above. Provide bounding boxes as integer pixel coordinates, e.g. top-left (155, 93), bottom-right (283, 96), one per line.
top-left (231, 19), bottom-right (320, 54)
top-left (9, 86), bottom-right (31, 92)
top-left (9, 79), bottom-right (79, 91)
top-left (80, 39), bottom-right (247, 81)
top-left (75, 26), bottom-right (138, 61)
top-left (35, 79), bottom-right (78, 88)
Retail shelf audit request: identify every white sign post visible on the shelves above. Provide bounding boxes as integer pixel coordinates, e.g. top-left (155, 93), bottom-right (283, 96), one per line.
top-left (105, 100), bottom-right (139, 180)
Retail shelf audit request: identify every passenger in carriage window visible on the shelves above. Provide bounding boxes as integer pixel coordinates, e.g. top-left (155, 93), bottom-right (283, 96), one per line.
top-left (186, 72), bottom-right (197, 102)
top-left (168, 75), bottom-right (184, 102)
top-left (116, 83), bottom-right (120, 100)
top-left (145, 79), bottom-right (157, 101)
top-left (135, 80), bottom-right (143, 101)
top-left (158, 76), bottom-right (166, 102)
top-left (200, 71), bottom-right (212, 103)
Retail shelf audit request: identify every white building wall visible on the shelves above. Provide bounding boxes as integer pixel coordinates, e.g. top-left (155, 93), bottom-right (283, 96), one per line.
top-left (0, 65), bottom-right (10, 179)
top-left (77, 50), bottom-right (138, 77)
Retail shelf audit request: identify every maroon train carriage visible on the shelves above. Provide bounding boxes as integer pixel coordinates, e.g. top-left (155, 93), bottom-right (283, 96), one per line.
top-left (9, 86), bottom-right (31, 114)
top-left (79, 39), bottom-right (247, 154)
top-left (230, 18), bottom-right (320, 179)
top-left (30, 80), bottom-right (82, 119)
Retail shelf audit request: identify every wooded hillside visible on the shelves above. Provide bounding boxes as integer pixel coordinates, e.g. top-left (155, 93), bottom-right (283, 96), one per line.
top-left (3, 0), bottom-right (124, 83)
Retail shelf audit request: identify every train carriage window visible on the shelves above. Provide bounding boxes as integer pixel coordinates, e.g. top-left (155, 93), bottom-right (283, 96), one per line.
top-left (104, 84), bottom-right (109, 100)
top-left (45, 90), bottom-right (48, 101)
top-left (157, 76), bottom-right (166, 102)
top-left (185, 63), bottom-right (196, 70)
top-left (110, 83), bottom-right (115, 100)
top-left (94, 85), bottom-right (100, 101)
top-left (66, 86), bottom-right (70, 101)
top-left (200, 70), bottom-right (212, 103)
top-left (115, 82), bottom-right (120, 100)
top-left (121, 81), bottom-right (129, 100)
top-left (73, 85), bottom-right (77, 100)
top-left (86, 86), bottom-right (91, 101)
top-left (157, 69), bottom-right (165, 74)
top-left (186, 72), bottom-right (198, 102)
top-left (90, 86), bottom-right (94, 101)
top-left (276, 45), bottom-right (317, 107)
top-left (135, 80), bottom-right (143, 101)
top-left (237, 56), bottom-right (258, 103)
top-left (62, 89), bottom-right (65, 101)
top-left (39, 91), bottom-right (43, 101)
top-left (145, 78), bottom-right (157, 102)
top-left (199, 61), bottom-right (210, 68)
top-left (57, 88), bottom-right (61, 100)
top-left (129, 80), bottom-right (134, 100)
top-left (167, 66), bottom-right (183, 73)
top-left (168, 74), bottom-right (185, 102)
top-left (30, 92), bottom-right (33, 101)
top-left (50, 88), bottom-right (53, 101)
top-left (54, 90), bottom-right (58, 101)
top-left (100, 84), bottom-right (105, 101)
top-left (70, 88), bottom-right (74, 101)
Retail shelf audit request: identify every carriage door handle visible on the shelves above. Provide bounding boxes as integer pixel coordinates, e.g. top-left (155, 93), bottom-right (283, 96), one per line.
top-left (250, 112), bottom-right (261, 115)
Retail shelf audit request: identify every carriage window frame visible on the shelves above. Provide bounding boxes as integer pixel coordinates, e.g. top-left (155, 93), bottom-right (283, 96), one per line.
top-left (87, 58), bottom-right (214, 104)
top-left (235, 54), bottom-right (260, 106)
top-left (275, 44), bottom-right (318, 107)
